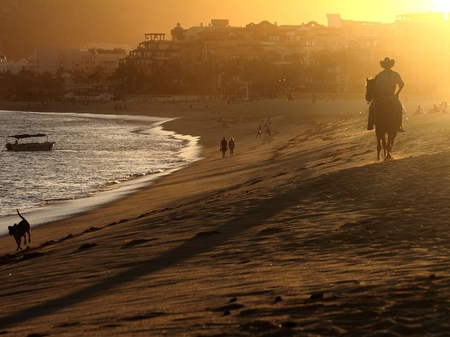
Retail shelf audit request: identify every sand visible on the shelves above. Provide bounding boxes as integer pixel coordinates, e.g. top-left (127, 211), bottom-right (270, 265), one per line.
top-left (1, 97), bottom-right (450, 336)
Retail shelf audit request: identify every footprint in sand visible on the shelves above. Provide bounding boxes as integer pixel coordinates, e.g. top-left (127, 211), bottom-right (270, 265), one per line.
top-left (309, 292), bottom-right (324, 300)
top-left (77, 243), bottom-right (98, 251)
top-left (21, 251), bottom-right (45, 261)
top-left (274, 295), bottom-right (282, 303)
top-left (194, 230), bottom-right (220, 237)
top-left (82, 227), bottom-right (100, 234)
top-left (120, 239), bottom-right (155, 249)
top-left (56, 322), bottom-right (80, 328)
top-left (118, 312), bottom-right (164, 321)
top-left (210, 303), bottom-right (244, 313)
top-left (239, 321), bottom-right (278, 333)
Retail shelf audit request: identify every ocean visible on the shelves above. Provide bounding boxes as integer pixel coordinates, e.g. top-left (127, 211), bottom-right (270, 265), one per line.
top-left (0, 110), bottom-right (201, 235)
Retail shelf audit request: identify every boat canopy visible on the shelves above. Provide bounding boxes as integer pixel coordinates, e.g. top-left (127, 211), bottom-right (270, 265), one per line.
top-left (8, 134), bottom-right (48, 139)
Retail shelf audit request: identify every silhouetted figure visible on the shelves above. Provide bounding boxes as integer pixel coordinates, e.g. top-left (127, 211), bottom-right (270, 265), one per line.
top-left (429, 103), bottom-right (440, 113)
top-left (228, 137), bottom-right (235, 156)
top-left (256, 124), bottom-right (262, 138)
top-left (414, 105), bottom-right (424, 115)
top-left (220, 137), bottom-right (228, 158)
top-left (368, 57), bottom-right (405, 132)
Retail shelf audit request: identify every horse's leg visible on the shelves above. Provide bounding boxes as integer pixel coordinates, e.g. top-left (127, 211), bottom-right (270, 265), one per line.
top-left (377, 137), bottom-right (382, 161)
top-left (382, 137), bottom-right (387, 160)
top-left (386, 148), bottom-right (392, 159)
top-left (385, 138), bottom-right (394, 159)
top-left (375, 128), bottom-right (381, 161)
top-left (386, 131), bottom-right (392, 159)
top-left (376, 127), bottom-right (388, 160)
top-left (386, 131), bottom-right (397, 159)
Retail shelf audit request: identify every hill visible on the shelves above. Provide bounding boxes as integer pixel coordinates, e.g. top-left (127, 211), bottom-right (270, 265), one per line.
top-left (0, 0), bottom-right (161, 59)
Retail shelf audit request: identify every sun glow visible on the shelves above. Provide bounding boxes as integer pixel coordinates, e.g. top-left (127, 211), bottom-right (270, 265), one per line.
top-left (432, 0), bottom-right (450, 16)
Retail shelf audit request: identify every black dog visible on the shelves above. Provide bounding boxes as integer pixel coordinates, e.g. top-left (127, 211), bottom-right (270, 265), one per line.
top-left (8, 209), bottom-right (31, 251)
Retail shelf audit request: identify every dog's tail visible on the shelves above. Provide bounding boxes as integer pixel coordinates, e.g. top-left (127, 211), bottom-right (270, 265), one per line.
top-left (17, 209), bottom-right (26, 221)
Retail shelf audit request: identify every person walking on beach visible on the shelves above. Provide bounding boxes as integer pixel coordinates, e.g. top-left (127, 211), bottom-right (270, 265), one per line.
top-left (265, 123), bottom-right (272, 137)
top-left (228, 137), bottom-right (235, 156)
top-left (256, 124), bottom-right (262, 138)
top-left (367, 57), bottom-right (405, 132)
top-left (220, 137), bottom-right (228, 158)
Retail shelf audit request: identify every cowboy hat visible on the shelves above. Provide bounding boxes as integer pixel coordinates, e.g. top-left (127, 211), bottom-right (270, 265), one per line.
top-left (380, 57), bottom-right (395, 69)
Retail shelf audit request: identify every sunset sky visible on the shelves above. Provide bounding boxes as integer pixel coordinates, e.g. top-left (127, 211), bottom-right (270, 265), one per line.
top-left (2, 0), bottom-right (449, 59)
top-left (143, 0), bottom-right (449, 32)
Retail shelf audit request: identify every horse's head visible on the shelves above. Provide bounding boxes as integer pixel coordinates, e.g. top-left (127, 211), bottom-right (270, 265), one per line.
top-left (365, 77), bottom-right (376, 103)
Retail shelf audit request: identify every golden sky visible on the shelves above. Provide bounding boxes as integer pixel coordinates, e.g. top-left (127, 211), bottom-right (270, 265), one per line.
top-left (4, 0), bottom-right (449, 58)
top-left (140, 0), bottom-right (449, 32)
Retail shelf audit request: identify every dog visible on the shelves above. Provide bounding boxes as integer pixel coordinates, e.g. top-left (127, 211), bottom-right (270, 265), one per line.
top-left (8, 209), bottom-right (31, 251)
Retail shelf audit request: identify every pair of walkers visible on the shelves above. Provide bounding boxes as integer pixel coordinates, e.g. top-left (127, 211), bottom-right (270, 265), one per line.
top-left (220, 137), bottom-right (235, 158)
top-left (256, 117), bottom-right (272, 138)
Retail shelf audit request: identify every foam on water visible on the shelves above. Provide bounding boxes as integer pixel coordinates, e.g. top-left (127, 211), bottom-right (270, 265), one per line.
top-left (0, 110), bottom-right (201, 234)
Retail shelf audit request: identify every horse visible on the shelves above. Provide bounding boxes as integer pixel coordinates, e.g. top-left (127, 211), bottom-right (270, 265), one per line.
top-left (365, 77), bottom-right (398, 161)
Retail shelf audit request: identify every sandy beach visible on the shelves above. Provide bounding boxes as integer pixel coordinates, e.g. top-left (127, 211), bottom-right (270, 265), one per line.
top-left (2, 96), bottom-right (450, 336)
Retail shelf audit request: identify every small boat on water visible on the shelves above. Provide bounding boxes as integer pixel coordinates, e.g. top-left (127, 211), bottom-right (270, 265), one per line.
top-left (5, 134), bottom-right (56, 151)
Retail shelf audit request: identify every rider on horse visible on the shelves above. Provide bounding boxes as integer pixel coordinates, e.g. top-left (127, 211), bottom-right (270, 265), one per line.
top-left (368, 57), bottom-right (405, 132)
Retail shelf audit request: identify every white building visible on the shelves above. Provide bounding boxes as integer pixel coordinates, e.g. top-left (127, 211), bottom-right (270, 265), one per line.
top-left (0, 55), bottom-right (29, 74)
top-left (0, 55), bottom-right (7, 72)
top-left (28, 46), bottom-right (124, 75)
top-left (9, 58), bottom-right (29, 73)
top-left (28, 46), bottom-right (59, 74)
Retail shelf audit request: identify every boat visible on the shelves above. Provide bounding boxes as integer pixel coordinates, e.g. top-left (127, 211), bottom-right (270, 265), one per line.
top-left (5, 134), bottom-right (56, 151)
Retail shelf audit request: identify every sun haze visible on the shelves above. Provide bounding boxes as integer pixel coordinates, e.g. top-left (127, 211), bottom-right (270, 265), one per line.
top-left (145, 0), bottom-right (442, 28)
top-left (0, 0), bottom-right (445, 59)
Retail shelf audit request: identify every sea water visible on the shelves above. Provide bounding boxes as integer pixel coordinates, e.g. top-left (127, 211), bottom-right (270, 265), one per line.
top-left (0, 110), bottom-right (201, 234)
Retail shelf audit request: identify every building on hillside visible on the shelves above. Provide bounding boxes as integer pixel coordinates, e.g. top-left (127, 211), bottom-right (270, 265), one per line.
top-left (0, 55), bottom-right (29, 74)
top-left (28, 46), bottom-right (59, 74)
top-left (119, 33), bottom-right (183, 94)
top-left (8, 58), bottom-right (29, 73)
top-left (329, 12), bottom-right (450, 94)
top-left (393, 12), bottom-right (450, 95)
top-left (120, 20), bottom-right (243, 95)
top-left (212, 20), bottom-right (304, 63)
top-left (27, 46), bottom-right (125, 94)
top-left (28, 46), bottom-right (124, 75)
top-left (120, 13), bottom-right (450, 96)
top-left (120, 19), bottom-right (306, 96)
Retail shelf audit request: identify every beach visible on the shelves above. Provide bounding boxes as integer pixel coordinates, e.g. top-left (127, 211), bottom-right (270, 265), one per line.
top-left (2, 97), bottom-right (450, 336)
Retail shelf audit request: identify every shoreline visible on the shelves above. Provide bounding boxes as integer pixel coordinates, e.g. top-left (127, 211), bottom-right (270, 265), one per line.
top-left (3, 97), bottom-right (450, 335)
top-left (0, 98), bottom-right (330, 249)
top-left (0, 96), bottom-right (428, 245)
top-left (0, 110), bottom-right (202, 235)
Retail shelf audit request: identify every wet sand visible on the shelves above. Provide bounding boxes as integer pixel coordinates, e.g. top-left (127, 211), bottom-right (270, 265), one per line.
top-left (2, 97), bottom-right (450, 336)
